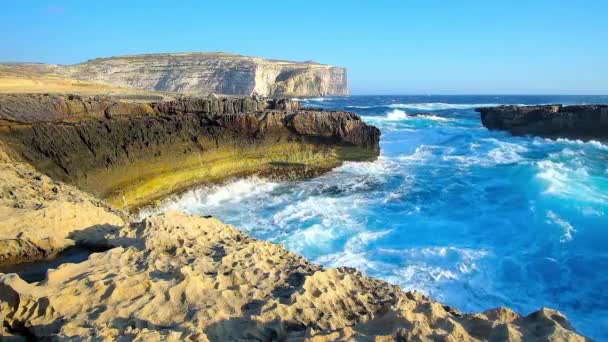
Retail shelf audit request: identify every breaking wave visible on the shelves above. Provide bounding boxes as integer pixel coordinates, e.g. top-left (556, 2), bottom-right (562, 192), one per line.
top-left (151, 95), bottom-right (608, 341)
top-left (387, 102), bottom-right (500, 110)
top-left (386, 109), bottom-right (408, 120)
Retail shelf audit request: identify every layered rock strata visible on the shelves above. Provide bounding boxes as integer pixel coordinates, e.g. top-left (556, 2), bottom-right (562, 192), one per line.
top-left (0, 212), bottom-right (590, 341)
top-left (0, 94), bottom-right (379, 209)
top-left (477, 105), bottom-right (608, 140)
top-left (17, 52), bottom-right (349, 97)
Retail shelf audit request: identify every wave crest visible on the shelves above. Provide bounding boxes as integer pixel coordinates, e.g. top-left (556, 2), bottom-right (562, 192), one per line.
top-left (388, 103), bottom-right (500, 110)
top-left (386, 109), bottom-right (408, 120)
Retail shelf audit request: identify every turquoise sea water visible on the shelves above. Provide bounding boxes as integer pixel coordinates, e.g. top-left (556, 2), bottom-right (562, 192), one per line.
top-left (154, 96), bottom-right (608, 340)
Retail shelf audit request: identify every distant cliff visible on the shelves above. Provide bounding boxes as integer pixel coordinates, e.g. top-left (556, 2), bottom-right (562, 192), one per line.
top-left (477, 105), bottom-right (608, 140)
top-left (52, 53), bottom-right (348, 97)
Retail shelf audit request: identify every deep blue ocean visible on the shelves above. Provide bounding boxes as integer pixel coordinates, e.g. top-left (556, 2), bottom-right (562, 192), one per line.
top-left (151, 95), bottom-right (608, 340)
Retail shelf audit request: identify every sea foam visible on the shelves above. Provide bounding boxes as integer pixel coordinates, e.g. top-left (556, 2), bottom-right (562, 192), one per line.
top-left (150, 96), bottom-right (608, 341)
top-left (386, 109), bottom-right (408, 120)
top-left (387, 103), bottom-right (501, 110)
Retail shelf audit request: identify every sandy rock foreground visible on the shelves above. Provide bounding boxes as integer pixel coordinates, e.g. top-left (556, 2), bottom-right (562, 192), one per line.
top-left (0, 143), bottom-right (124, 265)
top-left (0, 209), bottom-right (589, 341)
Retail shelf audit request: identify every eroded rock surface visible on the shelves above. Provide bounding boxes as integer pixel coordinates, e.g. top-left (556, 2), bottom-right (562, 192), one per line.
top-left (0, 212), bottom-right (589, 341)
top-left (0, 94), bottom-right (379, 208)
top-left (0, 142), bottom-right (124, 265)
top-left (477, 105), bottom-right (608, 140)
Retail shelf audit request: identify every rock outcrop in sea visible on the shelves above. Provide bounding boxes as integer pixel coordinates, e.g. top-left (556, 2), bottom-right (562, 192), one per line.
top-left (4, 52), bottom-right (349, 97)
top-left (477, 104), bottom-right (608, 140)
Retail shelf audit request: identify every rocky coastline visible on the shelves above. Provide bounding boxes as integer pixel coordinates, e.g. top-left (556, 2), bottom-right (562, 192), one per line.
top-left (0, 94), bottom-right (590, 340)
top-left (0, 94), bottom-right (379, 209)
top-left (0, 211), bottom-right (589, 340)
top-left (477, 104), bottom-right (608, 140)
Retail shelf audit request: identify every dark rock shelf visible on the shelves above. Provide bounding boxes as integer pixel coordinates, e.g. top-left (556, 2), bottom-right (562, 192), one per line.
top-left (477, 104), bottom-right (608, 140)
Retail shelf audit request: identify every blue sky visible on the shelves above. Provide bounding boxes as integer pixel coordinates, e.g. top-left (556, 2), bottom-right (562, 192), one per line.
top-left (1, 0), bottom-right (607, 94)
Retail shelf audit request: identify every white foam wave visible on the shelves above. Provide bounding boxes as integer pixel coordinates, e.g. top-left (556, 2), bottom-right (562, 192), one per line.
top-left (344, 230), bottom-right (392, 252)
top-left (336, 157), bottom-right (399, 176)
top-left (274, 196), bottom-right (363, 238)
top-left (315, 251), bottom-right (389, 272)
top-left (366, 110), bottom-right (454, 123)
top-left (533, 137), bottom-right (608, 151)
top-left (387, 103), bottom-right (500, 110)
top-left (443, 139), bottom-right (529, 168)
top-left (315, 229), bottom-right (393, 271)
top-left (346, 105), bottom-right (373, 109)
top-left (537, 160), bottom-right (587, 194)
top-left (396, 145), bottom-right (443, 163)
top-left (285, 224), bottom-right (338, 252)
top-left (379, 246), bottom-right (488, 266)
top-left (378, 246), bottom-right (489, 295)
top-left (537, 160), bottom-right (570, 195)
top-left (546, 211), bottom-right (577, 242)
top-left (386, 109), bottom-right (408, 120)
top-left (205, 178), bottom-right (279, 206)
top-left (487, 141), bottom-right (528, 164)
top-left (556, 138), bottom-right (608, 151)
top-left (413, 114), bottom-right (452, 122)
top-left (295, 97), bottom-right (328, 102)
top-left (535, 157), bottom-right (608, 206)
top-left (141, 177), bottom-right (279, 218)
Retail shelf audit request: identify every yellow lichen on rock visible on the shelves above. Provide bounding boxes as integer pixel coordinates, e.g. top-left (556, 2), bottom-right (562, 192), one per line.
top-left (85, 141), bottom-right (343, 209)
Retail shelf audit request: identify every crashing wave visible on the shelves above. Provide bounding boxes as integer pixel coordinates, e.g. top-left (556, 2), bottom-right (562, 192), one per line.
top-left (387, 103), bottom-right (501, 110)
top-left (386, 109), bottom-right (408, 120)
top-left (139, 177), bottom-right (279, 219)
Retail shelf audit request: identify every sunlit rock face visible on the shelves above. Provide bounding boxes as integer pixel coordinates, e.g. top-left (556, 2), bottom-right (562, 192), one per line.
top-left (57, 52), bottom-right (348, 97)
top-left (0, 212), bottom-right (590, 341)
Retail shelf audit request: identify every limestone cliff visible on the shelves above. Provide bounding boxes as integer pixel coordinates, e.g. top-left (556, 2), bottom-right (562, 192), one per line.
top-left (477, 104), bottom-right (608, 140)
top-left (54, 53), bottom-right (348, 97)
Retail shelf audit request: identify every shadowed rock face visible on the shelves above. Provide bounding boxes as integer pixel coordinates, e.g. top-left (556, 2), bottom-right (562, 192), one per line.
top-left (0, 94), bottom-right (379, 208)
top-left (477, 105), bottom-right (608, 140)
top-left (54, 52), bottom-right (349, 97)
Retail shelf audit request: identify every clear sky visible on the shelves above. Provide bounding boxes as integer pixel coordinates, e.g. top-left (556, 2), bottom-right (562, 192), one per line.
top-left (2, 0), bottom-right (607, 95)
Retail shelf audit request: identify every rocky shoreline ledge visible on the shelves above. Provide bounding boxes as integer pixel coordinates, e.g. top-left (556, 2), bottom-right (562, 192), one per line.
top-left (0, 95), bottom-right (589, 340)
top-left (0, 211), bottom-right (589, 340)
top-left (0, 94), bottom-right (379, 209)
top-left (477, 104), bottom-right (608, 140)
